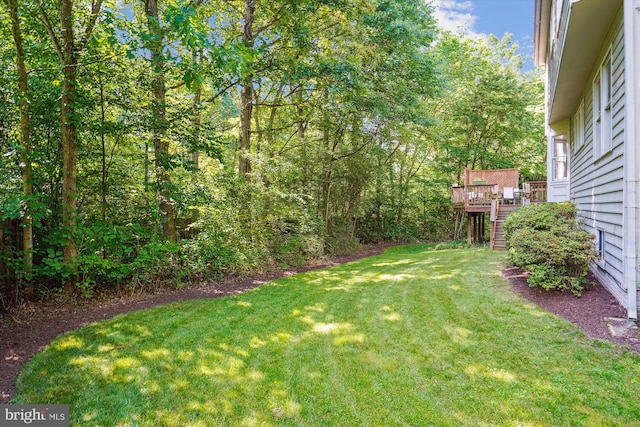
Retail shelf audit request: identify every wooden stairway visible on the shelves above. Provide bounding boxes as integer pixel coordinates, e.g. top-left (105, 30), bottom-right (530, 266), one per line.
top-left (492, 205), bottom-right (519, 250)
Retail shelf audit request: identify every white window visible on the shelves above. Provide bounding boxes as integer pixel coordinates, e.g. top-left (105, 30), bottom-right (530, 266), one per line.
top-left (574, 99), bottom-right (584, 149)
top-left (552, 135), bottom-right (568, 180)
top-left (594, 50), bottom-right (613, 158)
top-left (597, 229), bottom-right (606, 266)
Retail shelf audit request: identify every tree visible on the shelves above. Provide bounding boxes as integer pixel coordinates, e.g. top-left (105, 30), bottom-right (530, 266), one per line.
top-left (37, 0), bottom-right (104, 290)
top-left (430, 33), bottom-right (544, 182)
top-left (142, 0), bottom-right (177, 240)
top-left (238, 0), bottom-right (255, 178)
top-left (2, 0), bottom-right (34, 295)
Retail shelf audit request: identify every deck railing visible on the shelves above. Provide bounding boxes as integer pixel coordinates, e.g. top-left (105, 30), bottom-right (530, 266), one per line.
top-left (452, 184), bottom-right (497, 210)
top-left (453, 181), bottom-right (548, 210)
top-left (524, 181), bottom-right (547, 204)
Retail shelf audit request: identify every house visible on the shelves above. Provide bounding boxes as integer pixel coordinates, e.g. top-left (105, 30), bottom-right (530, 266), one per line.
top-left (534, 0), bottom-right (640, 319)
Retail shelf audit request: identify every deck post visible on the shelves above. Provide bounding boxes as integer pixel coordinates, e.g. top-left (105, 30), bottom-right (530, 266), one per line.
top-left (467, 213), bottom-right (471, 245)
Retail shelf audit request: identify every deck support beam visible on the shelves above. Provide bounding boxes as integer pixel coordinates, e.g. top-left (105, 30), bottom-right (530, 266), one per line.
top-left (467, 212), bottom-right (486, 245)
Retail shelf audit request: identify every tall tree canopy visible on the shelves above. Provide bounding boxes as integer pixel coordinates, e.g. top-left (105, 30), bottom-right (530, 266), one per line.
top-left (0, 0), bottom-right (544, 305)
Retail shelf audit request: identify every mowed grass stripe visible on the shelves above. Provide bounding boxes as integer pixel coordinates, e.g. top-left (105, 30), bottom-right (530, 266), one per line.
top-left (15, 245), bottom-right (640, 426)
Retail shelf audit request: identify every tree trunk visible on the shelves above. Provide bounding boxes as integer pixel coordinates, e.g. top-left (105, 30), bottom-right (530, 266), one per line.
top-left (238, 0), bottom-right (255, 178)
top-left (38, 0), bottom-right (103, 292)
top-left (99, 73), bottom-right (107, 224)
top-left (296, 89), bottom-right (309, 192)
top-left (144, 0), bottom-right (177, 240)
top-left (320, 88), bottom-right (333, 235)
top-left (60, 0), bottom-right (79, 292)
top-left (191, 75), bottom-right (201, 171)
top-left (190, 48), bottom-right (202, 173)
top-left (5, 0), bottom-right (34, 297)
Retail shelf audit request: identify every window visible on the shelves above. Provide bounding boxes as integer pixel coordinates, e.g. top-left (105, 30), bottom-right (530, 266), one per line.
top-left (553, 135), bottom-right (568, 180)
top-left (602, 54), bottom-right (612, 152)
top-left (574, 100), bottom-right (584, 149)
top-left (597, 229), bottom-right (606, 266)
top-left (594, 50), bottom-right (613, 158)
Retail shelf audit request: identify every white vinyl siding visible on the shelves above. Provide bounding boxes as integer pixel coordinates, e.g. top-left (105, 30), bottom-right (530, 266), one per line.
top-left (570, 17), bottom-right (626, 294)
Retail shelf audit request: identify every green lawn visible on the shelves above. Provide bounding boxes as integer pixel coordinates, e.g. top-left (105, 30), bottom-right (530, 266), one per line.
top-left (15, 245), bottom-right (640, 426)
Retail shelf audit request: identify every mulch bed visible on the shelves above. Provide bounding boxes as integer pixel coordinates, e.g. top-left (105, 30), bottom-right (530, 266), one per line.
top-left (1, 246), bottom-right (637, 403)
top-left (505, 266), bottom-right (639, 352)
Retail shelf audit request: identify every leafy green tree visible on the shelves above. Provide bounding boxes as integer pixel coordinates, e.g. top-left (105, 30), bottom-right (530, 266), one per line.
top-left (429, 33), bottom-right (545, 183)
top-left (36, 0), bottom-right (105, 291)
top-left (1, 0), bottom-right (34, 295)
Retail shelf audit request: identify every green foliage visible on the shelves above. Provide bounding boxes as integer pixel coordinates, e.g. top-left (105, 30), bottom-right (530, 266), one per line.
top-left (503, 201), bottom-right (577, 239)
top-left (326, 219), bottom-right (362, 256)
top-left (179, 230), bottom-right (239, 279)
top-left (0, 0), bottom-right (546, 305)
top-left (428, 33), bottom-right (545, 181)
top-left (25, 222), bottom-right (182, 295)
top-left (505, 203), bottom-right (596, 295)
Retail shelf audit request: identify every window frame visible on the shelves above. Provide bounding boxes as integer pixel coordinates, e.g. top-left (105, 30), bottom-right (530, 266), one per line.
top-left (593, 48), bottom-right (613, 159)
top-left (552, 135), bottom-right (568, 181)
top-left (596, 229), bottom-right (606, 267)
top-left (593, 70), bottom-right (602, 157)
top-left (574, 99), bottom-right (585, 150)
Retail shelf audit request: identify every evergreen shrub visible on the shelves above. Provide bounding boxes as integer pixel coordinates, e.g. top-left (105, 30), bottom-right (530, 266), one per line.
top-left (503, 202), bottom-right (596, 295)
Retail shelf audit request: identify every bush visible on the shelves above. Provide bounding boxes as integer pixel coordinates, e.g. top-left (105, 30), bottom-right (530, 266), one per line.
top-left (504, 203), bottom-right (596, 295)
top-left (503, 202), bottom-right (577, 241)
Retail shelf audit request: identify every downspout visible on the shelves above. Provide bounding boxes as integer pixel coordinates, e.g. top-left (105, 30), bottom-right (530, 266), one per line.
top-left (622, 0), bottom-right (639, 320)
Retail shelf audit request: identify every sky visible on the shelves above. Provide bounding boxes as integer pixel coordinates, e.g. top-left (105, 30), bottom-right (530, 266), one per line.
top-left (431, 0), bottom-right (536, 68)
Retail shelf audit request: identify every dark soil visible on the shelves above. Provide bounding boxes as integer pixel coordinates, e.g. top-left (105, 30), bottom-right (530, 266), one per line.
top-left (2, 246), bottom-right (637, 403)
top-left (505, 266), bottom-right (640, 352)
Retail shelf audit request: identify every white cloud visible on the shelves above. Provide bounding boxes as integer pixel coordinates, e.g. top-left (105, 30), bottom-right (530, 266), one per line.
top-left (429, 0), bottom-right (484, 38)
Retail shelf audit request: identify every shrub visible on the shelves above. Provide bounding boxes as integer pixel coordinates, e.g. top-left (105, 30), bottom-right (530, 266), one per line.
top-left (179, 230), bottom-right (239, 279)
top-left (326, 219), bottom-right (362, 256)
top-left (505, 203), bottom-right (596, 295)
top-left (503, 202), bottom-right (577, 241)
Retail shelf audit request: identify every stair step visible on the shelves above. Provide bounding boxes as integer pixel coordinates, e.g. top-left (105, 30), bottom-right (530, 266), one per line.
top-left (492, 206), bottom-right (518, 250)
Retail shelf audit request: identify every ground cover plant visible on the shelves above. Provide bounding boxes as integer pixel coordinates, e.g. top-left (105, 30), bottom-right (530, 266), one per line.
top-left (14, 245), bottom-right (640, 426)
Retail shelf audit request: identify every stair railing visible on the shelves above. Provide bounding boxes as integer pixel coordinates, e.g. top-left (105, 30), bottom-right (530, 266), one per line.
top-left (490, 197), bottom-right (499, 250)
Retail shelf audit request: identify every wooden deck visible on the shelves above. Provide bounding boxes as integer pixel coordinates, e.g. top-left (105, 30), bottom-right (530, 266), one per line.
top-left (451, 168), bottom-right (547, 249)
top-left (452, 184), bottom-right (496, 212)
top-left (452, 181), bottom-right (548, 212)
